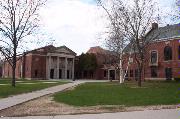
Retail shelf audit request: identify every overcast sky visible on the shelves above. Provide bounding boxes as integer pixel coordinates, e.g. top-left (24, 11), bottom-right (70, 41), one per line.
top-left (36, 0), bottom-right (176, 55)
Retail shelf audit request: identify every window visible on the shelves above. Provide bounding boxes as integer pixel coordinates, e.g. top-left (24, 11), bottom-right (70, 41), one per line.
top-left (129, 58), bottom-right (133, 63)
top-left (151, 67), bottom-right (158, 78)
top-left (35, 70), bottom-right (38, 77)
top-left (164, 46), bottom-right (172, 61)
top-left (130, 70), bottom-right (133, 77)
top-left (151, 51), bottom-right (158, 64)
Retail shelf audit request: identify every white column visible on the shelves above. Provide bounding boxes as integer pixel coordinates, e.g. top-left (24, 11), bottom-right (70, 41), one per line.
top-left (48, 56), bottom-right (51, 79)
top-left (72, 58), bottom-right (75, 79)
top-left (65, 57), bottom-right (67, 79)
top-left (57, 56), bottom-right (59, 79)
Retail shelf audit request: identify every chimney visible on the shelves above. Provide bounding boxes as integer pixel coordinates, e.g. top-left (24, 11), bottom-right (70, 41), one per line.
top-left (152, 23), bottom-right (158, 29)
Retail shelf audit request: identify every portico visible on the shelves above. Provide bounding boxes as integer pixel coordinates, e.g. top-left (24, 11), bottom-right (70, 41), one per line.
top-left (46, 46), bottom-right (76, 80)
top-left (46, 55), bottom-right (75, 80)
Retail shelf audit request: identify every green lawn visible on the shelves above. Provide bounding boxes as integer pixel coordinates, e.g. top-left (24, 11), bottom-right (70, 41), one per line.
top-left (0, 79), bottom-right (68, 98)
top-left (53, 81), bottom-right (180, 107)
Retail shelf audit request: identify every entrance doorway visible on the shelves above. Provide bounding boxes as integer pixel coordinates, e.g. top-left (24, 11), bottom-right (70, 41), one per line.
top-left (59, 69), bottom-right (62, 79)
top-left (165, 68), bottom-right (172, 80)
top-left (110, 70), bottom-right (115, 80)
top-left (67, 70), bottom-right (70, 79)
top-left (50, 69), bottom-right (54, 79)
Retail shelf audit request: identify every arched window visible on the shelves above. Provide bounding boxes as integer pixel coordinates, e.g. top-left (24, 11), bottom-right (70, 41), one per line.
top-left (164, 46), bottom-right (172, 61)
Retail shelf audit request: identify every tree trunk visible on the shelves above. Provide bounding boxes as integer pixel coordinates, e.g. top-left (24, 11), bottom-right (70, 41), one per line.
top-left (12, 65), bottom-right (16, 87)
top-left (138, 61), bottom-right (144, 87)
top-left (138, 68), bottom-right (142, 87)
top-left (12, 39), bottom-right (17, 87)
top-left (12, 53), bottom-right (16, 87)
top-left (119, 49), bottom-right (123, 84)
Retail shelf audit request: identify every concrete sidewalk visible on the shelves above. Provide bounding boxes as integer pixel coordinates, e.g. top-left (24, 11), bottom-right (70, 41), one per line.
top-left (1, 109), bottom-right (179, 119)
top-left (0, 81), bottom-right (85, 111)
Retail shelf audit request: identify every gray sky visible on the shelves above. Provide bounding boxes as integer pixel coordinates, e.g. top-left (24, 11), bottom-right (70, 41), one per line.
top-left (35, 0), bottom-right (176, 55)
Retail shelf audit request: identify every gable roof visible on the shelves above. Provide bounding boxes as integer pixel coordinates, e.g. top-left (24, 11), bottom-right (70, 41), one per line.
top-left (24, 45), bottom-right (76, 56)
top-left (123, 23), bottom-right (180, 53)
top-left (26, 45), bottom-right (56, 54)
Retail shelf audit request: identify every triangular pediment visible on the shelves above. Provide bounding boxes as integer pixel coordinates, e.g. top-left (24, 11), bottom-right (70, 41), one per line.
top-left (55, 46), bottom-right (76, 56)
top-left (56, 48), bottom-right (71, 54)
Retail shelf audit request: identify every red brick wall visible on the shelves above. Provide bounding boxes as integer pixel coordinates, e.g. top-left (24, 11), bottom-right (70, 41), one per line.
top-left (15, 59), bottom-right (22, 78)
top-left (3, 61), bottom-right (12, 78)
top-left (24, 54), bottom-right (32, 79)
top-left (95, 68), bottom-right (104, 80)
top-left (2, 53), bottom-right (47, 80)
top-left (31, 55), bottom-right (47, 79)
top-left (123, 38), bottom-right (180, 80)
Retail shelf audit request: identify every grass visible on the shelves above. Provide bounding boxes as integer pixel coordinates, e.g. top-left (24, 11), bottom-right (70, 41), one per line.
top-left (53, 81), bottom-right (180, 107)
top-left (0, 79), bottom-right (68, 98)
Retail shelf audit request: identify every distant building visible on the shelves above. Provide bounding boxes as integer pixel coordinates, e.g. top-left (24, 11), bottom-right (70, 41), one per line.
top-left (2, 45), bottom-right (76, 80)
top-left (75, 46), bottom-right (119, 80)
top-left (123, 23), bottom-right (180, 80)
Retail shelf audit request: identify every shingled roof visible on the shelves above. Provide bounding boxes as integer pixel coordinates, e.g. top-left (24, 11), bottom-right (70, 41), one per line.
top-left (123, 23), bottom-right (180, 53)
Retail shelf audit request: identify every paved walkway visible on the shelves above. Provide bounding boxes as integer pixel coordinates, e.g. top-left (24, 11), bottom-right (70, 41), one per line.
top-left (0, 81), bottom-right (85, 111)
top-left (1, 109), bottom-right (179, 119)
top-left (0, 80), bottom-right (109, 111)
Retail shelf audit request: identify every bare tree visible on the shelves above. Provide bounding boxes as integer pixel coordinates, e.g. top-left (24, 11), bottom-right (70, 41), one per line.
top-left (175, 0), bottom-right (180, 19)
top-left (97, 0), bottom-right (129, 84)
top-left (105, 28), bottom-right (128, 83)
top-left (97, 0), bottom-right (160, 87)
top-left (0, 0), bottom-right (46, 87)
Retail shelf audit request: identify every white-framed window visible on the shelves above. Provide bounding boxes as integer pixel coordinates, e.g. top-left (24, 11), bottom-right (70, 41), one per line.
top-left (150, 50), bottom-right (158, 64)
top-left (129, 58), bottom-right (133, 63)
